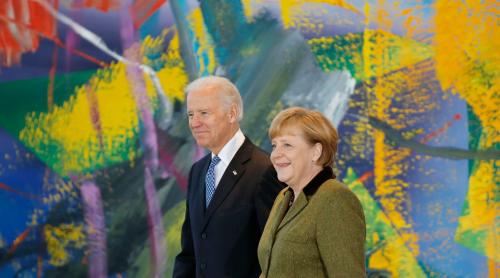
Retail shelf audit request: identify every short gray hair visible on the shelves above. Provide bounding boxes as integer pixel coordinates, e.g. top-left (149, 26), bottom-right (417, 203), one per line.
top-left (185, 76), bottom-right (244, 121)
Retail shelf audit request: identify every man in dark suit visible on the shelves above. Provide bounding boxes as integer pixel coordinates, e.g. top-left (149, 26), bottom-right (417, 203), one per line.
top-left (173, 76), bottom-right (283, 278)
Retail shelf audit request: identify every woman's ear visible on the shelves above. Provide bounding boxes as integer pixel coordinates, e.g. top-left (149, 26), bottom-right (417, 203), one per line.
top-left (312, 143), bottom-right (322, 162)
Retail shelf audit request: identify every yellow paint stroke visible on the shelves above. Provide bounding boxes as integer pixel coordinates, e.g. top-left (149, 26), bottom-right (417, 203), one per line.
top-left (345, 168), bottom-right (426, 276)
top-left (44, 224), bottom-right (85, 266)
top-left (307, 31), bottom-right (433, 81)
top-left (42, 179), bottom-right (80, 206)
top-left (142, 30), bottom-right (188, 102)
top-left (455, 158), bottom-right (499, 262)
top-left (20, 29), bottom-right (188, 176)
top-left (363, 29), bottom-right (433, 80)
top-left (188, 8), bottom-right (217, 76)
top-left (434, 0), bottom-right (499, 264)
top-left (363, 1), bottom-right (434, 266)
top-left (241, 0), bottom-right (254, 21)
top-left (434, 0), bottom-right (499, 144)
top-left (280, 0), bottom-right (361, 30)
top-left (20, 63), bottom-right (140, 176)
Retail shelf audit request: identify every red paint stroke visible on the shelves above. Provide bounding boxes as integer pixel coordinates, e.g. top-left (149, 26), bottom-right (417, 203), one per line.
top-left (7, 226), bottom-right (33, 255)
top-left (47, 40), bottom-right (58, 111)
top-left (37, 254), bottom-right (43, 278)
top-left (0, 0), bottom-right (58, 66)
top-left (159, 147), bottom-right (188, 191)
top-left (70, 0), bottom-right (121, 12)
top-left (37, 224), bottom-right (45, 278)
top-left (420, 113), bottom-right (462, 144)
top-left (130, 0), bottom-right (167, 29)
top-left (357, 171), bottom-right (374, 184)
top-left (0, 182), bottom-right (43, 201)
top-left (0, 14), bottom-right (108, 67)
top-left (52, 37), bottom-right (108, 67)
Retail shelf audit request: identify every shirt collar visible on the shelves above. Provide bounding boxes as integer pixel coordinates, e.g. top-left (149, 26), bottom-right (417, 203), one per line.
top-left (211, 129), bottom-right (245, 165)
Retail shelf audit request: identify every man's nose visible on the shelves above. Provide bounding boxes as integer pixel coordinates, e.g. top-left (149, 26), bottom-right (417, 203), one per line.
top-left (190, 115), bottom-right (202, 127)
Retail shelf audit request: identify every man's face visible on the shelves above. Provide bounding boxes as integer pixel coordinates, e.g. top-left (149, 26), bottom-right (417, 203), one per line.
top-left (187, 86), bottom-right (237, 154)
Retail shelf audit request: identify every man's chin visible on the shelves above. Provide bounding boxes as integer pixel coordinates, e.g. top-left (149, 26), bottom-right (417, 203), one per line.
top-left (194, 139), bottom-right (209, 148)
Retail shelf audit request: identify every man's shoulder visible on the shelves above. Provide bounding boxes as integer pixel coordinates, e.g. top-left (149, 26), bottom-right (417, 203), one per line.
top-left (240, 138), bottom-right (271, 164)
top-left (191, 153), bottom-right (211, 171)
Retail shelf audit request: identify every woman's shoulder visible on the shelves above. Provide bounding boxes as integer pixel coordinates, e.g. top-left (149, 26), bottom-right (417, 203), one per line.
top-left (315, 179), bottom-right (360, 205)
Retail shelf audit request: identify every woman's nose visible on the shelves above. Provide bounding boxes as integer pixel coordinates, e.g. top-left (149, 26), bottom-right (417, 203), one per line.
top-left (271, 147), bottom-right (282, 159)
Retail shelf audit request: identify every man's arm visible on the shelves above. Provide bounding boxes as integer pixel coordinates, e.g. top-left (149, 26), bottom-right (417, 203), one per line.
top-left (173, 168), bottom-right (197, 278)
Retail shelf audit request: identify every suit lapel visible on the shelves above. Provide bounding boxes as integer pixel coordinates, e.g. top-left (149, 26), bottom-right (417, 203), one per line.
top-left (267, 190), bottom-right (292, 240)
top-left (192, 155), bottom-right (211, 227)
top-left (277, 191), bottom-right (308, 232)
top-left (202, 138), bottom-right (254, 230)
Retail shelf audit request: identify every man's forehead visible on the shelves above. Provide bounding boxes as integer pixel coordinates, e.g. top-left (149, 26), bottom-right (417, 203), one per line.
top-left (189, 85), bottom-right (221, 96)
top-left (187, 97), bottom-right (216, 111)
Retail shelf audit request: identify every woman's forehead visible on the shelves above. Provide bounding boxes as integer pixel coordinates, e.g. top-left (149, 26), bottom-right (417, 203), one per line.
top-left (272, 125), bottom-right (304, 138)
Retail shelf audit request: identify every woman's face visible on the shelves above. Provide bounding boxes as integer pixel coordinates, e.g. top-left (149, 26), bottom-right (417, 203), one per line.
top-left (270, 126), bottom-right (322, 189)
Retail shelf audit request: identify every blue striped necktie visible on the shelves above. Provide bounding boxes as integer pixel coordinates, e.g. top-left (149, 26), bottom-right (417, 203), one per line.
top-left (205, 155), bottom-right (221, 207)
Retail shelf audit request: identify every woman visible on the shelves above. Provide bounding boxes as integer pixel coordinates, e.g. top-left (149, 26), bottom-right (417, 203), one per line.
top-left (258, 107), bottom-right (366, 277)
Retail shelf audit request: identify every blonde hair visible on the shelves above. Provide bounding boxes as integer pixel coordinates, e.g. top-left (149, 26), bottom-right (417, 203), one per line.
top-left (269, 107), bottom-right (339, 167)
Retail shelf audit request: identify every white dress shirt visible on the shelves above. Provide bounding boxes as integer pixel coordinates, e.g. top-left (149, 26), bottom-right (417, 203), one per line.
top-left (211, 129), bottom-right (245, 188)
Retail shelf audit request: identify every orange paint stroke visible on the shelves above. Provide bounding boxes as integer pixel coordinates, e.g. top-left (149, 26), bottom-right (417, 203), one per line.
top-left (52, 37), bottom-right (108, 67)
top-left (7, 226), bottom-right (33, 255)
top-left (358, 171), bottom-right (374, 184)
top-left (488, 258), bottom-right (499, 278)
top-left (0, 14), bottom-right (108, 67)
top-left (0, 182), bottom-right (43, 201)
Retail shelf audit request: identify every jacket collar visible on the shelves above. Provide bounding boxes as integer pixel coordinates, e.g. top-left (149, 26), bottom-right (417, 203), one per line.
top-left (283, 166), bottom-right (335, 197)
top-left (275, 167), bottom-right (335, 232)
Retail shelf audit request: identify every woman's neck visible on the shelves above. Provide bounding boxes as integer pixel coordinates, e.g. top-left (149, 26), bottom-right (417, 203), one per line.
top-left (289, 165), bottom-right (323, 200)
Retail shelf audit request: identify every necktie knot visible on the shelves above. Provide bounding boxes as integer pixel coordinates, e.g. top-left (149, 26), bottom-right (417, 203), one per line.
top-left (205, 155), bottom-right (221, 207)
top-left (211, 155), bottom-right (221, 166)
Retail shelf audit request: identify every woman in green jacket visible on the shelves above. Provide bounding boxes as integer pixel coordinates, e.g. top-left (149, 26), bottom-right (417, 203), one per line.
top-left (258, 107), bottom-right (366, 277)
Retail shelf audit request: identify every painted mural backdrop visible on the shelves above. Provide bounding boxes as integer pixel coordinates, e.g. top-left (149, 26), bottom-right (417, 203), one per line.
top-left (0, 0), bottom-right (498, 277)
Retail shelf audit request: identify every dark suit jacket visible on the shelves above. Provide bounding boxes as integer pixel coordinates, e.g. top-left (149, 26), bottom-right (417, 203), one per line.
top-left (174, 137), bottom-right (283, 278)
top-left (258, 167), bottom-right (366, 278)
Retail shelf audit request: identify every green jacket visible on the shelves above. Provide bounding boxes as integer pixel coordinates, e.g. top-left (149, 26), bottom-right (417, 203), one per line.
top-left (258, 168), bottom-right (366, 277)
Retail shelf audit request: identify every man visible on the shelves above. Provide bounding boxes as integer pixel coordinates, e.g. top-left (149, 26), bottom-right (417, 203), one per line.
top-left (173, 76), bottom-right (283, 278)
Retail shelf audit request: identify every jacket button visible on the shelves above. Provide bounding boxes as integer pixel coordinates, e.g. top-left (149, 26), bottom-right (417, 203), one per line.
top-left (201, 263), bottom-right (206, 269)
top-left (201, 233), bottom-right (207, 239)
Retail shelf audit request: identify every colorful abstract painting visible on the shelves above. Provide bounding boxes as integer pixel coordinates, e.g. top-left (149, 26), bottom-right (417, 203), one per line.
top-left (0, 0), bottom-right (498, 277)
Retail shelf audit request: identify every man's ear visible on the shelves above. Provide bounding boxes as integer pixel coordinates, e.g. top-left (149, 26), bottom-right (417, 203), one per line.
top-left (228, 104), bottom-right (238, 123)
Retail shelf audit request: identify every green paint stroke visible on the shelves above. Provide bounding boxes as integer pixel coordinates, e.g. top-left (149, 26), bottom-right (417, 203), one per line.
top-left (344, 167), bottom-right (426, 276)
top-left (308, 31), bottom-right (433, 82)
top-left (0, 70), bottom-right (94, 137)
